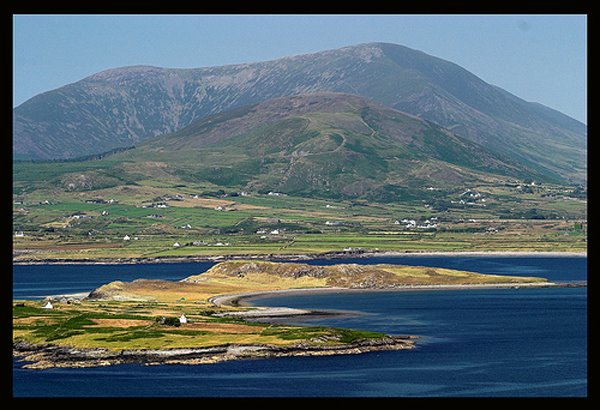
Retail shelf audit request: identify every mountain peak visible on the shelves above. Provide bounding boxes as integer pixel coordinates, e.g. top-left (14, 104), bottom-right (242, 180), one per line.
top-left (13, 42), bottom-right (585, 183)
top-left (84, 65), bottom-right (173, 82)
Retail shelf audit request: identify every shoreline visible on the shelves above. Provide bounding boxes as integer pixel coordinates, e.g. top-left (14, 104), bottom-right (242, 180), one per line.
top-left (12, 250), bottom-right (588, 266)
top-left (13, 335), bottom-right (417, 370)
top-left (212, 281), bottom-right (584, 305)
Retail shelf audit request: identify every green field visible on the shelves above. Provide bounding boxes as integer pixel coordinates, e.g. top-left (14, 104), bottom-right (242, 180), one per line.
top-left (13, 159), bottom-right (587, 262)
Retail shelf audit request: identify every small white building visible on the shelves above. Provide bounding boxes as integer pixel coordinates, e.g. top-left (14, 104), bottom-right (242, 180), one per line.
top-left (14, 231), bottom-right (24, 237)
top-left (42, 301), bottom-right (53, 309)
top-left (123, 235), bottom-right (131, 241)
top-left (179, 314), bottom-right (188, 324)
top-left (270, 229), bottom-right (280, 235)
top-left (173, 242), bottom-right (181, 247)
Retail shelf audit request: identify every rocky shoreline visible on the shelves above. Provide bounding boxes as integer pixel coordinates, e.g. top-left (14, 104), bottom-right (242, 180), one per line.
top-left (13, 336), bottom-right (416, 370)
top-left (12, 249), bottom-right (587, 265)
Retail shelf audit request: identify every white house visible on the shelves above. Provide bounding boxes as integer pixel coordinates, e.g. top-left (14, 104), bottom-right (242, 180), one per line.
top-left (179, 314), bottom-right (188, 324)
top-left (270, 229), bottom-right (280, 235)
top-left (14, 231), bottom-right (24, 237)
top-left (173, 242), bottom-right (181, 247)
top-left (42, 301), bottom-right (53, 309)
top-left (123, 235), bottom-right (131, 241)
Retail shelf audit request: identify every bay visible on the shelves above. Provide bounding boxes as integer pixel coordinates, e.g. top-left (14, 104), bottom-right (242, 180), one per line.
top-left (12, 256), bottom-right (587, 397)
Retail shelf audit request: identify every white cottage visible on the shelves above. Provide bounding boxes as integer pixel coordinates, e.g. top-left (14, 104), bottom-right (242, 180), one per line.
top-left (179, 314), bottom-right (188, 324)
top-left (42, 301), bottom-right (53, 309)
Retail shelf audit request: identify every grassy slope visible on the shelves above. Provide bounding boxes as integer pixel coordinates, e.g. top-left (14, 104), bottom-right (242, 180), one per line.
top-left (12, 94), bottom-right (586, 260)
top-left (93, 260), bottom-right (547, 303)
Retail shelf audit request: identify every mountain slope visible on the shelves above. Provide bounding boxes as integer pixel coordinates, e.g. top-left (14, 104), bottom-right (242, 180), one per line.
top-left (13, 42), bottom-right (586, 182)
top-left (116, 93), bottom-right (542, 199)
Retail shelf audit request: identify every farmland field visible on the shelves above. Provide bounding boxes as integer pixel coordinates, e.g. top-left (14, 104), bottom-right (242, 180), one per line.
top-left (13, 162), bottom-right (586, 262)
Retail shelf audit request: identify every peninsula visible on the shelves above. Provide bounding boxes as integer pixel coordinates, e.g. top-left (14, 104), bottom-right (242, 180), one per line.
top-left (13, 260), bottom-right (554, 369)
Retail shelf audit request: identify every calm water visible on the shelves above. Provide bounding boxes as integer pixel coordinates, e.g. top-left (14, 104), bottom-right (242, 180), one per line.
top-left (12, 256), bottom-right (587, 397)
top-left (12, 255), bottom-right (587, 299)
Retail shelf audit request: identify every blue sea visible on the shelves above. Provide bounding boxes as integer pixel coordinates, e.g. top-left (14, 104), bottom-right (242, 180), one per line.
top-left (12, 256), bottom-right (587, 397)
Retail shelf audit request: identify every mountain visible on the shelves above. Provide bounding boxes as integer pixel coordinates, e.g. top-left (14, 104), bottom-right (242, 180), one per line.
top-left (13, 42), bottom-right (586, 183)
top-left (116, 92), bottom-right (542, 199)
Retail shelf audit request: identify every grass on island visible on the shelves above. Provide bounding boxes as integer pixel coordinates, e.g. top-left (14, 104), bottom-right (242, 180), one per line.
top-left (13, 302), bottom-right (383, 352)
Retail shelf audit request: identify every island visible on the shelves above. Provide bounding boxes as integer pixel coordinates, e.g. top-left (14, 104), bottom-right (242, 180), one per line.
top-left (13, 260), bottom-right (554, 369)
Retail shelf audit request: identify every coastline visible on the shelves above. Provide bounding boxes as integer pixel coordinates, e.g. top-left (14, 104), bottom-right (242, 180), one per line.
top-left (13, 256), bottom-right (586, 370)
top-left (12, 249), bottom-right (588, 266)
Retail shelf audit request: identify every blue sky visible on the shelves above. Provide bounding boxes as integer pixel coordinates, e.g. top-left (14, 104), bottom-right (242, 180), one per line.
top-left (13, 14), bottom-right (587, 123)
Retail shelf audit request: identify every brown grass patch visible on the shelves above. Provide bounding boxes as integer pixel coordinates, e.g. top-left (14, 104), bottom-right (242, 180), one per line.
top-left (185, 322), bottom-right (260, 334)
top-left (14, 316), bottom-right (61, 325)
top-left (90, 318), bottom-right (151, 328)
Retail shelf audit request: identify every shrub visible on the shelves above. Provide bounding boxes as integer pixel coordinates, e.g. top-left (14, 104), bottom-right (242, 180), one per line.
top-left (155, 316), bottom-right (180, 327)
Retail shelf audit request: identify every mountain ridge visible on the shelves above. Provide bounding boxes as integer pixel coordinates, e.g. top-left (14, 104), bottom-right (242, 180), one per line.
top-left (13, 42), bottom-right (586, 183)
